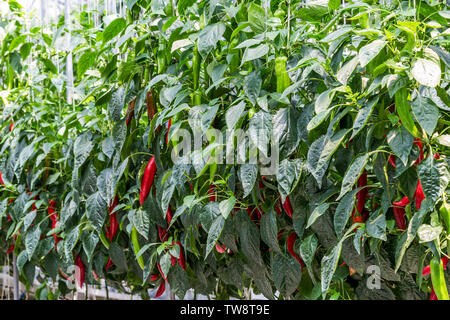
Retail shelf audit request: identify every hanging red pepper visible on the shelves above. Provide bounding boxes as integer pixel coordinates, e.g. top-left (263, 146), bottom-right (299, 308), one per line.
top-left (139, 156), bottom-right (157, 206)
top-left (157, 263), bottom-right (167, 281)
top-left (414, 180), bottom-right (425, 210)
top-left (281, 196), bottom-right (293, 218)
top-left (48, 200), bottom-right (62, 249)
top-left (166, 118), bottom-right (172, 145)
top-left (0, 170), bottom-right (4, 185)
top-left (175, 241), bottom-right (186, 270)
top-left (208, 184), bottom-right (216, 202)
top-left (154, 279), bottom-right (166, 298)
top-left (413, 138), bottom-right (424, 164)
top-left (287, 233), bottom-right (305, 268)
top-left (215, 243), bottom-right (227, 253)
top-left (107, 196), bottom-right (119, 241)
top-left (125, 99), bottom-right (136, 127)
top-left (106, 257), bottom-right (114, 271)
top-left (9, 123), bottom-right (14, 132)
top-left (356, 169), bottom-right (368, 214)
top-left (388, 154), bottom-right (396, 168)
top-left (158, 225), bottom-right (169, 242)
top-left (146, 91), bottom-right (157, 121)
top-left (393, 196), bottom-right (410, 230)
top-left (75, 254), bottom-right (86, 288)
top-left (166, 207), bottom-right (173, 225)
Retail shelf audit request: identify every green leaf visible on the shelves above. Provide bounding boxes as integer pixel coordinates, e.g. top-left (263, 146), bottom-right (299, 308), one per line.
top-left (25, 225), bottom-right (41, 260)
top-left (205, 215), bottom-right (225, 259)
top-left (336, 55), bottom-right (359, 86)
top-left (109, 87), bottom-right (125, 122)
top-left (299, 234), bottom-right (318, 270)
top-left (219, 197), bottom-right (236, 219)
top-left (395, 88), bottom-right (420, 138)
top-left (411, 94), bottom-right (439, 136)
top-left (351, 96), bottom-right (379, 139)
top-left (417, 156), bottom-right (445, 204)
top-left (103, 18), bottom-right (126, 44)
top-left (260, 209), bottom-right (280, 253)
top-left (321, 241), bottom-right (343, 297)
top-left (244, 71), bottom-right (261, 105)
top-left (387, 126), bottom-right (413, 166)
top-left (242, 44), bottom-right (269, 64)
top-left (82, 231), bottom-right (99, 262)
top-left (248, 110), bottom-right (272, 157)
top-left (306, 203), bottom-right (330, 229)
top-left (109, 242), bottom-right (128, 271)
top-left (197, 23), bottom-right (226, 58)
top-left (77, 51), bottom-right (96, 77)
top-left (307, 129), bottom-right (348, 188)
top-left (64, 226), bottom-right (79, 260)
top-left (333, 189), bottom-right (357, 238)
top-left (277, 158), bottom-right (302, 203)
top-left (273, 107), bottom-right (301, 159)
top-left (133, 207), bottom-right (150, 240)
top-left (239, 164), bottom-right (258, 198)
top-left (411, 58), bottom-right (441, 88)
top-left (358, 39), bottom-right (386, 68)
top-left (337, 153), bottom-right (370, 200)
top-left (272, 252), bottom-right (302, 297)
top-left (86, 192), bottom-right (107, 232)
top-left (226, 102), bottom-right (245, 129)
top-left (248, 2), bottom-right (267, 33)
top-left (315, 89), bottom-right (335, 114)
top-left (365, 209), bottom-right (387, 241)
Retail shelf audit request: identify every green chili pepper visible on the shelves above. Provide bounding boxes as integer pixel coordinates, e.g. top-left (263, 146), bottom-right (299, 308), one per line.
top-left (430, 257), bottom-right (449, 300)
top-left (275, 56), bottom-right (290, 93)
top-left (131, 226), bottom-right (145, 270)
top-left (394, 88), bottom-right (420, 138)
top-left (192, 44), bottom-right (201, 105)
top-left (440, 200), bottom-right (450, 234)
top-left (99, 231), bottom-right (110, 249)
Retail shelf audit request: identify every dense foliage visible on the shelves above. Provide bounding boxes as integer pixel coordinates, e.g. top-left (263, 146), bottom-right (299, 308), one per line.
top-left (0, 0), bottom-right (450, 300)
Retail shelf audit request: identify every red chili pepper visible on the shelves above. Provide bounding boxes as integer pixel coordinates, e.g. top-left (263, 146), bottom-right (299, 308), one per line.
top-left (108, 196), bottom-right (119, 241)
top-left (92, 270), bottom-right (100, 281)
top-left (356, 169), bottom-right (368, 214)
top-left (413, 138), bottom-right (424, 164)
top-left (430, 287), bottom-right (438, 300)
top-left (393, 196), bottom-right (410, 230)
top-left (106, 257), bottom-right (114, 271)
top-left (215, 243), bottom-right (227, 253)
top-left (275, 203), bottom-right (282, 215)
top-left (157, 263), bottom-right (167, 281)
top-left (139, 156), bottom-right (157, 206)
top-left (434, 153), bottom-right (440, 160)
top-left (281, 196), bottom-right (293, 218)
top-left (158, 226), bottom-right (169, 242)
top-left (75, 254), bottom-right (86, 288)
top-left (287, 233), bottom-right (305, 268)
top-left (166, 207), bottom-right (173, 225)
top-left (166, 118), bottom-right (172, 145)
top-left (9, 123), bottom-right (14, 132)
top-left (423, 257), bottom-right (449, 276)
top-left (175, 241), bottom-right (186, 270)
top-left (150, 274), bottom-right (159, 281)
top-left (208, 184), bottom-right (216, 202)
top-left (154, 279), bottom-right (166, 298)
top-left (170, 254), bottom-right (177, 266)
top-left (0, 170), bottom-right (4, 185)
top-left (6, 242), bottom-right (14, 254)
top-left (125, 99), bottom-right (136, 127)
top-left (388, 155), bottom-right (396, 168)
top-left (414, 180), bottom-right (425, 210)
top-left (146, 91), bottom-right (157, 121)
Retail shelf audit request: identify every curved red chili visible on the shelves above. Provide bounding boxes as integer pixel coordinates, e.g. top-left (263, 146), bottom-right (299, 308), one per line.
top-left (139, 156), bottom-right (157, 206)
top-left (287, 233), bottom-right (305, 268)
top-left (281, 196), bottom-right (293, 218)
top-left (75, 254), bottom-right (86, 288)
top-left (154, 279), bottom-right (166, 298)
